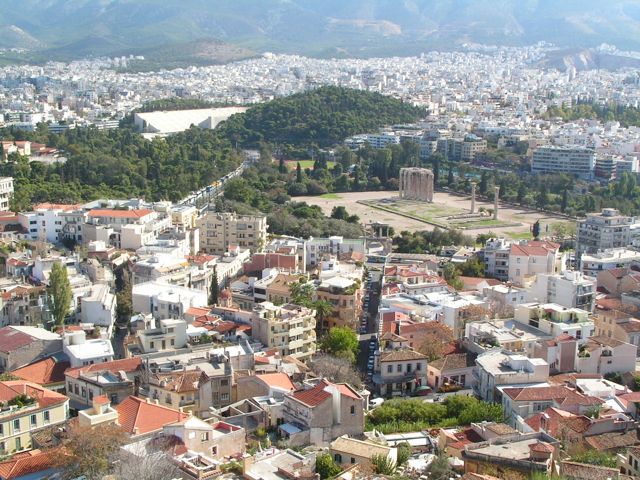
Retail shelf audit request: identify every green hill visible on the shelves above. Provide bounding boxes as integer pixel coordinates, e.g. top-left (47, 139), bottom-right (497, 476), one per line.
top-left (216, 86), bottom-right (424, 148)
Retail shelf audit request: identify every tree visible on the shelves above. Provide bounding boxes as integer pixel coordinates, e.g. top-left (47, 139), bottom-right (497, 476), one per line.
top-left (532, 220), bottom-right (541, 240)
top-left (457, 256), bottom-right (485, 277)
top-left (278, 157), bottom-right (287, 174)
top-left (331, 206), bottom-right (349, 221)
top-left (209, 267), bottom-right (219, 305)
top-left (447, 164), bottom-right (455, 185)
top-left (561, 188), bottom-right (568, 213)
top-left (48, 261), bottom-right (72, 327)
top-left (479, 171), bottom-right (488, 195)
top-left (371, 454), bottom-right (397, 475)
top-left (442, 262), bottom-right (463, 290)
top-left (425, 452), bottom-right (453, 480)
top-left (296, 162), bottom-right (303, 183)
top-left (419, 327), bottom-right (454, 361)
top-left (112, 436), bottom-right (183, 480)
top-left (313, 300), bottom-right (334, 331)
top-left (320, 327), bottom-right (359, 360)
top-left (115, 268), bottom-right (132, 324)
top-left (536, 184), bottom-right (549, 209)
top-left (309, 354), bottom-right (362, 388)
top-left (55, 423), bottom-right (126, 480)
top-left (289, 280), bottom-right (314, 308)
top-left (316, 453), bottom-right (342, 479)
top-left (396, 442), bottom-right (412, 466)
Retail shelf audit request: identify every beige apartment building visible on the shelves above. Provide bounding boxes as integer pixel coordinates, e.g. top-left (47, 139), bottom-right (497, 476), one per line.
top-left (251, 302), bottom-right (316, 360)
top-left (0, 380), bottom-right (69, 455)
top-left (198, 212), bottom-right (267, 254)
top-left (315, 277), bottom-right (363, 332)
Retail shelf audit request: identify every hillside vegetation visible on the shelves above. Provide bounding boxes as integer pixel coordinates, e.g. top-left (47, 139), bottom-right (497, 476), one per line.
top-left (217, 86), bottom-right (424, 148)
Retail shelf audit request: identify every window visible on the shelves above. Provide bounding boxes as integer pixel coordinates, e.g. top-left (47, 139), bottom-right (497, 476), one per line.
top-left (416, 362), bottom-right (422, 371)
top-left (350, 405), bottom-right (355, 415)
top-left (0, 441), bottom-right (4, 453)
top-left (350, 457), bottom-right (355, 464)
top-left (387, 365), bottom-right (392, 373)
top-left (150, 341), bottom-right (154, 349)
top-left (43, 411), bottom-right (50, 423)
top-left (201, 432), bottom-right (209, 442)
top-left (397, 364), bottom-right (402, 373)
top-left (30, 415), bottom-right (36, 427)
top-left (15, 437), bottom-right (21, 451)
top-left (81, 387), bottom-right (86, 398)
top-left (407, 364), bottom-right (412, 373)
top-left (334, 454), bottom-right (342, 463)
top-left (0, 424), bottom-right (3, 436)
top-left (12, 419), bottom-right (19, 432)
top-left (221, 393), bottom-right (229, 401)
top-left (220, 379), bottom-right (229, 386)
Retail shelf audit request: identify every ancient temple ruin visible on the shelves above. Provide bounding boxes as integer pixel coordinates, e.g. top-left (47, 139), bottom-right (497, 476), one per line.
top-left (399, 167), bottom-right (434, 202)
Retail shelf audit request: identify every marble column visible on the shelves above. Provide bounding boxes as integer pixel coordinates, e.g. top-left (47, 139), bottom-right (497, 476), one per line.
top-left (494, 186), bottom-right (500, 220)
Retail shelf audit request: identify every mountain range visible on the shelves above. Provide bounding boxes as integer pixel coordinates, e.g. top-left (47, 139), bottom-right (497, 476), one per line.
top-left (1, 0), bottom-right (640, 64)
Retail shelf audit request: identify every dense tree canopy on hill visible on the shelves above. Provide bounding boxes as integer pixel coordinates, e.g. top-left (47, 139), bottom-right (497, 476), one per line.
top-left (0, 124), bottom-right (242, 210)
top-left (543, 102), bottom-right (640, 127)
top-left (217, 86), bottom-right (424, 148)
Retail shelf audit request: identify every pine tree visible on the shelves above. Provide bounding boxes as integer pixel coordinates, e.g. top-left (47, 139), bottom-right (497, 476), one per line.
top-left (447, 164), bottom-right (455, 185)
top-left (278, 157), bottom-right (286, 174)
top-left (48, 262), bottom-right (72, 327)
top-left (532, 220), bottom-right (541, 240)
top-left (296, 162), bottom-right (303, 183)
top-left (209, 267), bottom-right (219, 305)
top-left (561, 189), bottom-right (568, 213)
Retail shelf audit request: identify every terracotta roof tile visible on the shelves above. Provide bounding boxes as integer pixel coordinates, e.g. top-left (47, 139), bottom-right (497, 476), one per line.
top-left (256, 372), bottom-right (295, 391)
top-left (0, 449), bottom-right (60, 480)
top-left (11, 356), bottom-right (70, 385)
top-left (88, 208), bottom-right (153, 219)
top-left (0, 327), bottom-right (39, 353)
top-left (584, 429), bottom-right (640, 451)
top-left (291, 379), bottom-right (360, 407)
top-left (115, 396), bottom-right (188, 436)
top-left (65, 357), bottom-right (142, 379)
top-left (379, 349), bottom-right (427, 362)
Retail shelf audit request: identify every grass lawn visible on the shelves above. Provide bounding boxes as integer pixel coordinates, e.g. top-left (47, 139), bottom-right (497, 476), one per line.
top-left (286, 160), bottom-right (336, 170)
top-left (505, 231), bottom-right (533, 240)
top-left (319, 193), bottom-right (342, 199)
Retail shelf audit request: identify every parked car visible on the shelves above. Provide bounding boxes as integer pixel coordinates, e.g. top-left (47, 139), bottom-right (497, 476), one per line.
top-left (369, 397), bottom-right (385, 409)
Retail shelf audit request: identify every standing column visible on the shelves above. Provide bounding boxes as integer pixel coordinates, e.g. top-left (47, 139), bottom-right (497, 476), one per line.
top-left (470, 182), bottom-right (476, 214)
top-left (494, 186), bottom-right (500, 220)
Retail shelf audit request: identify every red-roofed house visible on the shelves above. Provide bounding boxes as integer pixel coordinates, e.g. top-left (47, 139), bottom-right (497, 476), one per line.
top-left (508, 241), bottom-right (564, 286)
top-left (115, 395), bottom-right (189, 438)
top-left (0, 381), bottom-right (68, 455)
top-left (0, 326), bottom-right (62, 372)
top-left (501, 385), bottom-right (603, 425)
top-left (0, 448), bottom-right (62, 480)
top-left (84, 208), bottom-right (163, 250)
top-left (11, 355), bottom-right (70, 391)
top-left (237, 372), bottom-right (296, 400)
top-left (280, 379), bottom-right (364, 446)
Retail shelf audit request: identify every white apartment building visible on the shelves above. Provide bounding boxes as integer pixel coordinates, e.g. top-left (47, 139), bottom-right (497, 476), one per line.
top-left (515, 303), bottom-right (595, 343)
top-left (19, 203), bottom-right (80, 243)
top-left (531, 145), bottom-right (596, 180)
top-left (79, 283), bottom-right (117, 335)
top-left (474, 350), bottom-right (549, 402)
top-left (304, 237), bottom-right (366, 267)
top-left (576, 208), bottom-right (634, 257)
top-left (482, 238), bottom-right (511, 281)
top-left (508, 241), bottom-right (564, 287)
top-left (137, 318), bottom-right (188, 353)
top-left (84, 208), bottom-right (170, 250)
top-left (63, 331), bottom-right (114, 368)
top-left (198, 212), bottom-right (267, 254)
top-left (132, 281), bottom-right (208, 320)
top-left (0, 177), bottom-right (13, 211)
top-left (580, 248), bottom-right (640, 277)
top-left (527, 270), bottom-right (596, 312)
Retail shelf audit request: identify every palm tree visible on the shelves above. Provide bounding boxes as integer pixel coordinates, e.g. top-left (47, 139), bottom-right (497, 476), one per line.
top-left (313, 300), bottom-right (334, 333)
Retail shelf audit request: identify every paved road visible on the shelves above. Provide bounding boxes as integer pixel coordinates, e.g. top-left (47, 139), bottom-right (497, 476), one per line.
top-left (356, 269), bottom-right (382, 385)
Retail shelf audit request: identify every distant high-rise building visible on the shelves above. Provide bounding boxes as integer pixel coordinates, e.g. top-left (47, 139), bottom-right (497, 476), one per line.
top-left (531, 145), bottom-right (596, 180)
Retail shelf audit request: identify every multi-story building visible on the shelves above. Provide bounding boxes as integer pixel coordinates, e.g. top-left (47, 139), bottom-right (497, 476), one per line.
top-left (198, 212), bottom-right (267, 254)
top-left (62, 330), bottom-right (114, 368)
top-left (375, 349), bottom-right (428, 397)
top-left (19, 203), bottom-right (81, 243)
top-left (594, 310), bottom-right (640, 356)
top-left (304, 237), bottom-right (366, 268)
top-left (64, 357), bottom-right (142, 408)
top-left (315, 276), bottom-right (363, 332)
top-left (136, 319), bottom-right (188, 354)
top-left (531, 145), bottom-right (596, 180)
top-left (481, 238), bottom-right (511, 281)
top-left (508, 241), bottom-right (564, 286)
top-left (0, 326), bottom-right (62, 372)
top-left (83, 208), bottom-right (169, 250)
top-left (132, 281), bottom-right (208, 320)
top-left (0, 177), bottom-right (13, 211)
top-left (576, 208), bottom-right (634, 257)
top-left (515, 303), bottom-right (595, 343)
top-left (474, 350), bottom-right (549, 402)
top-left (576, 336), bottom-right (637, 376)
top-left (280, 379), bottom-right (364, 446)
top-left (78, 283), bottom-right (116, 335)
top-left (250, 302), bottom-right (316, 360)
top-left (146, 369), bottom-right (201, 412)
top-left (527, 270), bottom-right (596, 312)
top-left (0, 285), bottom-right (46, 327)
top-left (0, 380), bottom-right (68, 455)
top-left (580, 248), bottom-right (640, 276)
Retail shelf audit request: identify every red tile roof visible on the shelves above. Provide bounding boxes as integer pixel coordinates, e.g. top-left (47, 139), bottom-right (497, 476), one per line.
top-left (116, 396), bottom-right (188, 436)
top-left (585, 429), bottom-right (640, 451)
top-left (0, 380), bottom-right (68, 409)
top-left (502, 385), bottom-right (603, 407)
top-left (256, 373), bottom-right (295, 391)
top-left (291, 379), bottom-right (360, 407)
top-left (88, 209), bottom-right (153, 219)
top-left (65, 357), bottom-right (142, 379)
top-left (11, 357), bottom-right (70, 385)
top-left (0, 449), bottom-right (59, 480)
top-left (33, 203), bottom-right (81, 212)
